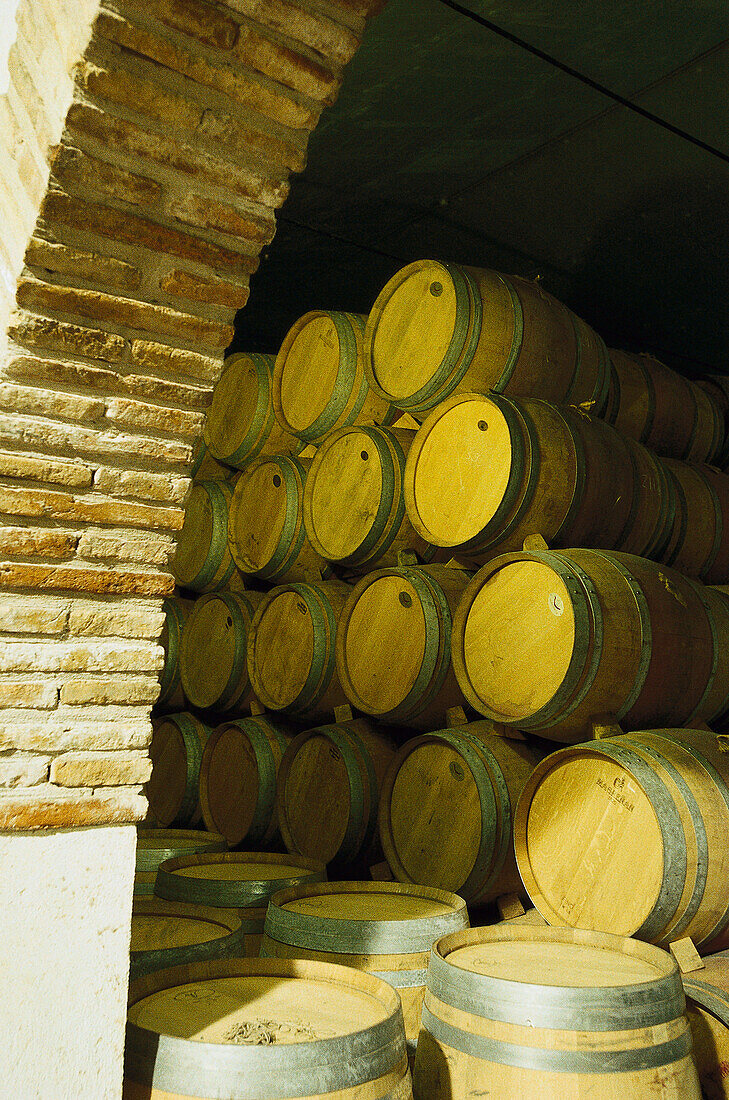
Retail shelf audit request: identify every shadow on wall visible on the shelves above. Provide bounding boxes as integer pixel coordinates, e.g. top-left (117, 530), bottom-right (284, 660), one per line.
top-left (567, 171), bottom-right (729, 376)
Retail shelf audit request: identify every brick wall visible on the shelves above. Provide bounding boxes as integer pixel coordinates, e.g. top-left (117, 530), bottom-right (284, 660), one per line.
top-left (0, 0), bottom-right (385, 829)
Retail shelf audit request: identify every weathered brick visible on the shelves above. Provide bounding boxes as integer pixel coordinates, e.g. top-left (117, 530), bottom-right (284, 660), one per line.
top-left (0, 712), bottom-right (152, 751)
top-left (0, 450), bottom-right (93, 489)
top-left (0, 681), bottom-right (58, 709)
top-left (232, 21), bottom-right (338, 101)
top-left (0, 381), bottom-right (105, 422)
top-left (0, 595), bottom-right (70, 636)
top-left (169, 192), bottom-right (275, 243)
top-left (50, 749), bottom-right (152, 786)
top-left (42, 191), bottom-right (260, 275)
top-left (8, 313), bottom-right (126, 360)
top-left (0, 484), bottom-right (184, 532)
top-left (0, 786), bottom-right (148, 828)
top-left (3, 354), bottom-right (119, 394)
top-left (77, 527), bottom-right (175, 567)
top-left (51, 144), bottom-right (164, 208)
top-left (0, 562), bottom-right (174, 597)
top-left (59, 677), bottom-right (160, 707)
top-left (196, 106), bottom-right (306, 172)
top-left (66, 103), bottom-right (290, 208)
top-left (120, 374), bottom-right (212, 411)
top-left (159, 269), bottom-right (250, 309)
top-left (77, 59), bottom-right (199, 128)
top-left (16, 277), bottom-right (234, 347)
top-left (0, 412), bottom-right (192, 466)
top-left (93, 466), bottom-right (189, 505)
top-left (0, 753), bottom-right (52, 787)
top-left (128, 0), bottom-right (239, 50)
top-left (105, 396), bottom-right (203, 439)
top-left (0, 639), bottom-right (163, 674)
top-left (24, 238), bottom-right (142, 292)
top-left (95, 11), bottom-right (321, 130)
top-left (131, 339), bottom-right (221, 383)
top-left (228, 0), bottom-right (360, 65)
top-left (68, 600), bottom-right (165, 639)
top-left (0, 526), bottom-right (79, 559)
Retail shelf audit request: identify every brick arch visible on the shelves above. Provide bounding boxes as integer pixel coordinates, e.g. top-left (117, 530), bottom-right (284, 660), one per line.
top-left (0, 0), bottom-right (384, 829)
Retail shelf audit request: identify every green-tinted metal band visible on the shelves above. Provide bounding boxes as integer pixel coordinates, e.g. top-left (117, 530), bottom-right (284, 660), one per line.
top-left (339, 427), bottom-right (402, 567)
top-left (699, 472), bottom-right (724, 580)
top-left (316, 724), bottom-right (370, 864)
top-left (190, 437), bottom-right (206, 478)
top-left (191, 481), bottom-right (235, 591)
top-left (264, 899), bottom-right (465, 954)
top-left (226, 353), bottom-right (275, 466)
top-left (491, 274), bottom-right (524, 394)
top-left (661, 471), bottom-right (686, 566)
top-left (283, 584), bottom-right (336, 715)
top-left (135, 837), bottom-right (226, 874)
top-left (158, 598), bottom-right (183, 703)
top-left (257, 458), bottom-right (307, 581)
top-left (154, 865), bottom-right (324, 909)
top-left (129, 922), bottom-right (251, 982)
top-left (235, 719), bottom-right (278, 846)
top-left (590, 741), bottom-right (686, 941)
top-left (173, 714), bottom-right (208, 827)
top-left (649, 457), bottom-right (677, 561)
top-left (464, 736), bottom-right (515, 902)
top-left (383, 570), bottom-right (449, 722)
top-left (420, 1004), bottom-right (691, 1074)
top-left (299, 312), bottom-right (359, 442)
top-left (551, 408), bottom-right (587, 546)
top-left (214, 594), bottom-right (254, 712)
top-left (601, 555), bottom-right (653, 723)
top-left (684, 579), bottom-right (719, 725)
top-left (683, 975), bottom-right (729, 1025)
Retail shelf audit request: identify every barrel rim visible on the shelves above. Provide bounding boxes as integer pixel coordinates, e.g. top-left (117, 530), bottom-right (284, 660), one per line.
top-left (228, 454), bottom-right (310, 581)
top-left (173, 480), bottom-right (236, 593)
top-left (135, 827), bottom-right (226, 872)
top-left (205, 352), bottom-right (276, 467)
top-left (154, 850), bottom-right (326, 908)
top-left (179, 591), bottom-right (257, 712)
top-left (148, 712), bottom-right (212, 828)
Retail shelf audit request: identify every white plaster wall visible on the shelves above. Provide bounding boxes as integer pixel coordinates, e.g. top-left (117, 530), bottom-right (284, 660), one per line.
top-left (0, 825), bottom-right (136, 1099)
top-left (0, 0), bottom-right (21, 94)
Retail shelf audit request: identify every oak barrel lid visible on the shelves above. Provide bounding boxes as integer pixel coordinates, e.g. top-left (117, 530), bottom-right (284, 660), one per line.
top-left (131, 898), bottom-right (242, 953)
top-left (205, 353), bottom-right (272, 461)
top-left (135, 829), bottom-right (226, 871)
top-left (281, 730), bottom-right (352, 863)
top-left (147, 716), bottom-right (204, 826)
top-left (306, 427), bottom-right (387, 561)
top-left (228, 459), bottom-right (289, 573)
top-left (405, 392), bottom-right (516, 547)
top-left (201, 719), bottom-right (287, 846)
top-left (155, 852), bottom-right (327, 908)
top-left (249, 589), bottom-right (315, 709)
top-left (275, 312), bottom-right (363, 433)
top-left (179, 593), bottom-right (256, 710)
top-left (172, 482), bottom-right (217, 586)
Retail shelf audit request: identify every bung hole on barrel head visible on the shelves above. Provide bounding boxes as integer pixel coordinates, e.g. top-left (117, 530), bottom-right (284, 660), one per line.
top-left (272, 474), bottom-right (282, 488)
top-left (450, 761), bottom-right (465, 781)
top-left (399, 592), bottom-right (413, 608)
top-left (226, 616), bottom-right (233, 628)
top-left (361, 450), bottom-right (369, 461)
top-left (430, 282), bottom-right (443, 297)
top-left (477, 420), bottom-right (488, 431)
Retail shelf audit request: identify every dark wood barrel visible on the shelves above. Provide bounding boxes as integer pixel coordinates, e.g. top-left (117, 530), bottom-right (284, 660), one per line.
top-left (147, 713), bottom-right (213, 827)
top-left (134, 828), bottom-right (226, 897)
top-left (179, 591), bottom-right (264, 714)
top-left (130, 898), bottom-right (253, 980)
top-left (682, 952), bottom-right (729, 1100)
top-left (171, 481), bottom-right (238, 593)
top-left (157, 596), bottom-right (193, 710)
top-left (662, 460), bottom-right (729, 584)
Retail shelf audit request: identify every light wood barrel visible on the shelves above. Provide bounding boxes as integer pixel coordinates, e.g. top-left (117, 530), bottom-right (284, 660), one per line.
top-left (364, 260), bottom-right (610, 418)
top-left (514, 728), bottom-right (729, 949)
top-left (172, 481), bottom-right (238, 593)
top-left (199, 715), bottom-right (296, 848)
top-left (452, 548), bottom-right (718, 741)
top-left (403, 391), bottom-right (673, 562)
top-left (683, 952), bottom-right (729, 1100)
top-left (277, 719), bottom-right (396, 868)
top-left (130, 898), bottom-right (254, 980)
top-left (157, 596), bottom-right (193, 710)
top-left (413, 924), bottom-right (700, 1099)
top-left (379, 724), bottom-right (546, 906)
top-left (179, 591), bottom-right (264, 714)
top-left (303, 424), bottom-right (439, 572)
top-left (336, 564), bottom-right (472, 729)
top-left (662, 460), bottom-right (729, 584)
top-left (134, 828), bottom-right (226, 897)
top-left (124, 957), bottom-right (411, 1100)
top-left (190, 436), bottom-right (232, 482)
top-left (262, 881), bottom-right (469, 1059)
top-left (606, 349), bottom-right (725, 463)
top-left (204, 352), bottom-right (302, 468)
top-left (147, 713), bottom-right (212, 827)
top-left (228, 455), bottom-right (330, 584)
top-left (274, 310), bottom-right (393, 444)
top-left (247, 579), bottom-right (350, 721)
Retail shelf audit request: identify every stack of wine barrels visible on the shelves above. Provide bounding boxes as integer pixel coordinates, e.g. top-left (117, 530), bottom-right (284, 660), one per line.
top-left (143, 255), bottom-right (729, 1095)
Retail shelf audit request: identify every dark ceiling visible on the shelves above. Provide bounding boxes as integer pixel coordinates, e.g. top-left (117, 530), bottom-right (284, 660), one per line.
top-left (233, 0), bottom-right (729, 376)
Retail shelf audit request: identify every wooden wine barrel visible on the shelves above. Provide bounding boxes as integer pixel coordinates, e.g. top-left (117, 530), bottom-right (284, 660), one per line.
top-left (147, 714), bottom-right (212, 827)
top-left (403, 392), bottom-right (673, 562)
top-left (336, 564), bottom-right (471, 729)
top-left (199, 715), bottom-right (295, 848)
top-left (277, 719), bottom-right (396, 868)
top-left (379, 723), bottom-right (546, 906)
top-left (130, 898), bottom-right (253, 980)
top-left (171, 481), bottom-right (238, 593)
top-left (204, 352), bottom-right (302, 468)
top-left (452, 548), bottom-right (719, 741)
top-left (662, 460), bottom-right (729, 584)
top-left (157, 596), bottom-right (193, 710)
top-left (179, 591), bottom-right (264, 714)
top-left (606, 349), bottom-right (725, 463)
top-left (303, 424), bottom-right (439, 572)
top-left (413, 924), bottom-right (700, 1099)
top-left (514, 728), bottom-right (729, 949)
top-left (124, 957), bottom-right (411, 1100)
top-left (273, 310), bottom-right (393, 445)
top-left (228, 455), bottom-right (330, 584)
top-left (190, 436), bottom-right (232, 482)
top-left (682, 952), bottom-right (729, 1100)
top-left (364, 260), bottom-right (610, 418)
top-left (134, 828), bottom-right (226, 897)
top-left (247, 580), bottom-right (350, 721)
top-left (262, 881), bottom-right (469, 1059)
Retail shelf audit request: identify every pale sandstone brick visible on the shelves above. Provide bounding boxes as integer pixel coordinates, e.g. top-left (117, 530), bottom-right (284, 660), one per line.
top-left (51, 144), bottom-right (164, 208)
top-left (42, 192), bottom-right (261, 275)
top-left (0, 596), bottom-right (70, 635)
top-left (59, 678), bottom-right (161, 706)
top-left (231, 21), bottom-right (338, 101)
top-left (15, 277), bottom-right (234, 347)
top-left (0, 382), bottom-right (105, 422)
top-left (0, 562), bottom-right (174, 597)
top-left (0, 786), bottom-right (148, 828)
top-left (105, 396), bottom-right (204, 439)
top-left (0, 413), bottom-right (192, 466)
top-left (169, 192), bottom-right (275, 243)
top-left (0, 639), bottom-right (163, 674)
top-left (77, 527), bottom-right (175, 567)
top-left (159, 270), bottom-right (250, 309)
top-left (66, 103), bottom-right (290, 208)
top-left (127, 0), bottom-right (239, 50)
top-left (50, 750), bottom-right (152, 787)
top-left (0, 527), bottom-right (79, 559)
top-left (0, 681), bottom-right (58, 709)
top-left (93, 466), bottom-right (189, 505)
top-left (0, 484), bottom-right (184, 531)
top-left (0, 717), bottom-right (151, 751)
top-left (8, 314), bottom-right (126, 360)
top-left (0, 451), bottom-right (93, 489)
top-left (3, 355), bottom-right (119, 394)
top-left (226, 0), bottom-right (360, 65)
top-left (0, 753), bottom-right (52, 787)
top-left (131, 340), bottom-right (221, 384)
top-left (68, 600), bottom-right (164, 639)
top-left (120, 374), bottom-right (212, 411)
top-left (24, 238), bottom-right (142, 292)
